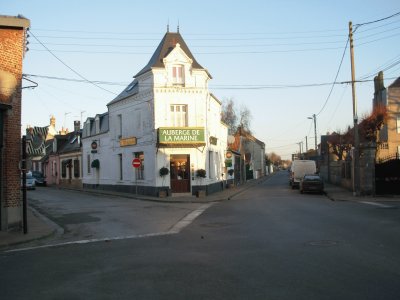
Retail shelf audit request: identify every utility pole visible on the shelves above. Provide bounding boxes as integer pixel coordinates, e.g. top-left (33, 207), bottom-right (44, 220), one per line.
top-left (305, 136), bottom-right (308, 153)
top-left (297, 142), bottom-right (302, 159)
top-left (349, 21), bottom-right (360, 196)
top-left (308, 114), bottom-right (317, 151)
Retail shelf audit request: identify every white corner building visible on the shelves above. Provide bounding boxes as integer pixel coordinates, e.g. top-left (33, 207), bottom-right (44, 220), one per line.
top-left (82, 31), bottom-right (228, 196)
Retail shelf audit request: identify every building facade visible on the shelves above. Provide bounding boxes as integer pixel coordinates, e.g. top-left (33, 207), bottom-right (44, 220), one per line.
top-left (373, 72), bottom-right (400, 160)
top-left (0, 15), bottom-right (30, 230)
top-left (82, 31), bottom-right (228, 196)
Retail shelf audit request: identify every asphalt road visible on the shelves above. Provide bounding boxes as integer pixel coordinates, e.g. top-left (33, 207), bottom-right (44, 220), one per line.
top-left (1, 172), bottom-right (400, 299)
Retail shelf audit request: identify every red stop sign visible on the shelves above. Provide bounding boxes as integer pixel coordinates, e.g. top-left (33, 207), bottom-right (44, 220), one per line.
top-left (132, 158), bottom-right (141, 168)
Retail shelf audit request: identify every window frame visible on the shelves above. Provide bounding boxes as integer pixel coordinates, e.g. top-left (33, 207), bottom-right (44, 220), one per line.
top-left (170, 104), bottom-right (188, 127)
top-left (172, 65), bottom-right (184, 85)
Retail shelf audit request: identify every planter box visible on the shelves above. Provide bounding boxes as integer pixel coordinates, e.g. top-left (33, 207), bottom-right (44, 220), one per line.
top-left (158, 190), bottom-right (167, 198)
top-left (196, 190), bottom-right (206, 198)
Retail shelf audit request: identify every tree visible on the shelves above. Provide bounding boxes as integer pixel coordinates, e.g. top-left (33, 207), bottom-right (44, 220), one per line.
top-left (221, 98), bottom-right (252, 135)
top-left (327, 130), bottom-right (353, 161)
top-left (359, 104), bottom-right (387, 143)
top-left (327, 105), bottom-right (387, 161)
top-left (267, 152), bottom-right (281, 166)
top-left (221, 98), bottom-right (238, 135)
top-left (238, 105), bottom-right (252, 135)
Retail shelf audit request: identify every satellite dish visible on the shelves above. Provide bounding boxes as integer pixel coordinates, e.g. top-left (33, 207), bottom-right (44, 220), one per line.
top-left (227, 135), bottom-right (235, 144)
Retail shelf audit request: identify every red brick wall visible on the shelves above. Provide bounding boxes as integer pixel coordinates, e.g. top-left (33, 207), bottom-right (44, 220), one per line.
top-left (0, 27), bottom-right (25, 210)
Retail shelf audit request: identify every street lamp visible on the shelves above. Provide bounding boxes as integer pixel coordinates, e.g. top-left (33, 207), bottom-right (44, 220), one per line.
top-left (308, 114), bottom-right (317, 152)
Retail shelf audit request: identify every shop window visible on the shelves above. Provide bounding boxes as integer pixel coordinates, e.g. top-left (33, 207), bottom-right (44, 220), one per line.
top-left (74, 159), bottom-right (80, 178)
top-left (134, 152), bottom-right (144, 180)
top-left (170, 104), bottom-right (188, 127)
top-left (172, 65), bottom-right (184, 85)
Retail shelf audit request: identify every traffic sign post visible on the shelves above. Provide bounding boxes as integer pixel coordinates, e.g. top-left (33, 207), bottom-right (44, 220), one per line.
top-left (132, 158), bottom-right (141, 195)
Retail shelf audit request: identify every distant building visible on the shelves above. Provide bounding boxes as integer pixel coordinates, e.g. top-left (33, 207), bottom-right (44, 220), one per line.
top-left (82, 31), bottom-right (228, 196)
top-left (0, 15), bottom-right (30, 231)
top-left (42, 121), bottom-right (82, 187)
top-left (228, 127), bottom-right (266, 184)
top-left (373, 72), bottom-right (400, 160)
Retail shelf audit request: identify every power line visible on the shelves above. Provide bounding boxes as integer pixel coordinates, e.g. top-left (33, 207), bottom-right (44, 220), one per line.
top-left (354, 11), bottom-right (400, 29)
top-left (24, 73), bottom-right (399, 90)
top-left (28, 30), bottom-right (118, 96)
top-left (316, 36), bottom-right (349, 116)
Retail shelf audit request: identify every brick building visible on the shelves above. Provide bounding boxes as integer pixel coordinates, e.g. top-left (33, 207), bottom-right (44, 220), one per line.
top-left (0, 15), bottom-right (30, 230)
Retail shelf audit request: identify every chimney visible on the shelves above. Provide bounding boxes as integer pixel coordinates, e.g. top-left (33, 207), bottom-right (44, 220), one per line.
top-left (74, 120), bottom-right (80, 132)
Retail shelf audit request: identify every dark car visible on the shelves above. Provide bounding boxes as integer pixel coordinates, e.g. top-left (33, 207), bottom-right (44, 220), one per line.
top-left (300, 174), bottom-right (324, 194)
top-left (32, 171), bottom-right (47, 186)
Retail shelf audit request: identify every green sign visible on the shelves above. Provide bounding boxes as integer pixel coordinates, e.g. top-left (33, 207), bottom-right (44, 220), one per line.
top-left (159, 127), bottom-right (205, 144)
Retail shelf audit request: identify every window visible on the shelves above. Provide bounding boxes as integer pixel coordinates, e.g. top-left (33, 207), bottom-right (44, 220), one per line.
top-left (134, 110), bottom-right (142, 133)
top-left (87, 154), bottom-right (91, 174)
top-left (118, 154), bottom-right (123, 180)
top-left (117, 114), bottom-right (122, 139)
top-left (74, 159), bottom-right (80, 178)
top-left (397, 115), bottom-right (400, 134)
top-left (172, 65), bottom-right (184, 85)
top-left (170, 104), bottom-right (188, 127)
top-left (52, 161), bottom-right (57, 176)
top-left (134, 152), bottom-right (144, 180)
top-left (61, 161), bottom-right (67, 178)
top-left (208, 151), bottom-right (216, 179)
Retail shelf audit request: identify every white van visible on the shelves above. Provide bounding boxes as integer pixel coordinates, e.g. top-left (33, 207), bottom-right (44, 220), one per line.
top-left (290, 160), bottom-right (317, 189)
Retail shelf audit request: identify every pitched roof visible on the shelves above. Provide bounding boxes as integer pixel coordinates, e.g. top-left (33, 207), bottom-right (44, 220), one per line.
top-left (389, 77), bottom-right (400, 88)
top-left (134, 31), bottom-right (205, 78)
top-left (107, 79), bottom-right (138, 106)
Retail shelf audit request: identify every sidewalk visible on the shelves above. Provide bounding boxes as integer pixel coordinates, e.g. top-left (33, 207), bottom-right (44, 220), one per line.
top-left (0, 176), bottom-right (270, 250)
top-left (324, 182), bottom-right (400, 202)
top-left (0, 206), bottom-right (63, 250)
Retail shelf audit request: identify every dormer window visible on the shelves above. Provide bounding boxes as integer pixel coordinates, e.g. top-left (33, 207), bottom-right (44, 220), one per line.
top-left (172, 65), bottom-right (184, 85)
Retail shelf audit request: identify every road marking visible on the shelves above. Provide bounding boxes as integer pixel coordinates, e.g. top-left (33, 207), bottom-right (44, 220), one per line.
top-left (168, 203), bottom-right (214, 233)
top-left (5, 203), bottom-right (214, 253)
top-left (360, 201), bottom-right (394, 208)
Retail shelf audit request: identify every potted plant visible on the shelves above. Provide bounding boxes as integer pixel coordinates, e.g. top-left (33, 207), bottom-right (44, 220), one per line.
top-left (91, 159), bottom-right (100, 169)
top-left (159, 167), bottom-right (169, 198)
top-left (196, 169), bottom-right (206, 197)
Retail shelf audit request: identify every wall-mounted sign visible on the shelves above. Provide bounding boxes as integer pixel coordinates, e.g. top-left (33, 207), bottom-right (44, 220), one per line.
top-left (209, 136), bottom-right (218, 145)
top-left (158, 127), bottom-right (205, 145)
top-left (120, 137), bottom-right (137, 147)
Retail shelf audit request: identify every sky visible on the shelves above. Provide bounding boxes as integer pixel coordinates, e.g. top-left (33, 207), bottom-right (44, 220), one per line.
top-left (3, 0), bottom-right (400, 160)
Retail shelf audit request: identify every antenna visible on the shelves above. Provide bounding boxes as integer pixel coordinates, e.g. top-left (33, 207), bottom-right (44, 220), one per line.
top-left (177, 19), bottom-right (180, 33)
top-left (167, 19), bottom-right (169, 32)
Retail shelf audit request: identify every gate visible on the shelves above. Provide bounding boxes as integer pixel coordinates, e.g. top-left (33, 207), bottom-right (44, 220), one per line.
top-left (375, 154), bottom-right (400, 195)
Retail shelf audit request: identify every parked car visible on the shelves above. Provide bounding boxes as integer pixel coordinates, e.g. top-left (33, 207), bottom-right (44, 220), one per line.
top-left (32, 170), bottom-right (47, 186)
top-left (290, 160), bottom-right (317, 189)
top-left (21, 173), bottom-right (36, 190)
top-left (300, 174), bottom-right (324, 194)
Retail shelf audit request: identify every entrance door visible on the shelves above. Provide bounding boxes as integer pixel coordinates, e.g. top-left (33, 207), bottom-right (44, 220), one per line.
top-left (170, 155), bottom-right (190, 193)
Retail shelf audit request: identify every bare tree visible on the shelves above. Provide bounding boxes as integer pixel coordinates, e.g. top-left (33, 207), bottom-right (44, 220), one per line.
top-left (221, 98), bottom-right (238, 135)
top-left (267, 152), bottom-right (281, 166)
top-left (239, 105), bottom-right (252, 135)
top-left (221, 98), bottom-right (252, 135)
